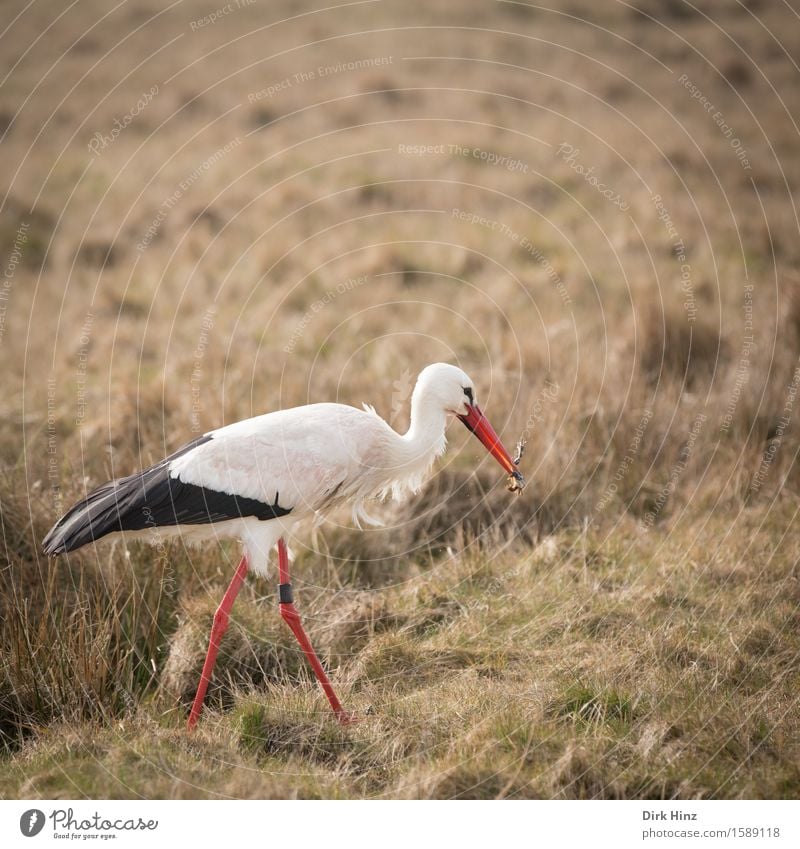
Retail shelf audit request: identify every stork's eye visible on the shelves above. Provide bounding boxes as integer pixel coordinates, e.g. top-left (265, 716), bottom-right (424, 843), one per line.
top-left (463, 387), bottom-right (474, 404)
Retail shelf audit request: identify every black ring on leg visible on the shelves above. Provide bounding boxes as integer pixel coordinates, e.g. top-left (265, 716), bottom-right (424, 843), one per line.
top-left (278, 583), bottom-right (294, 604)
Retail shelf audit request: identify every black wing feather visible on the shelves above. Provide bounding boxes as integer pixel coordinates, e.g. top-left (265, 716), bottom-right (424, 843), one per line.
top-left (42, 435), bottom-right (291, 555)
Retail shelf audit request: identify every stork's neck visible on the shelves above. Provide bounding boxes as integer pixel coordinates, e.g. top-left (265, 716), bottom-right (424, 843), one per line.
top-left (398, 394), bottom-right (448, 467)
top-left (374, 388), bottom-right (450, 502)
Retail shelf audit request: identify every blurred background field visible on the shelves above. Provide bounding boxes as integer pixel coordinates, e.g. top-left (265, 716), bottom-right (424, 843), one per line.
top-left (1, 0), bottom-right (799, 798)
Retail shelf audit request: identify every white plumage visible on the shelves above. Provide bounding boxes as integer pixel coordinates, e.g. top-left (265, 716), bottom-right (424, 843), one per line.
top-left (162, 399), bottom-right (448, 572)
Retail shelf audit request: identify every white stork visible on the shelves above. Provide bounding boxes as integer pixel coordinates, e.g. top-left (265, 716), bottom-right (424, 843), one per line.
top-left (42, 363), bottom-right (525, 728)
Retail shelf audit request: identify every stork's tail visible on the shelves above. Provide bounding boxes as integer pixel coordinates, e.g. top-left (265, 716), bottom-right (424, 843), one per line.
top-left (41, 478), bottom-right (131, 556)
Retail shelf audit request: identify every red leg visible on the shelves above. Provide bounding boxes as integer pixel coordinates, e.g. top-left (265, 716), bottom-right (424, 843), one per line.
top-left (187, 554), bottom-right (249, 730)
top-left (277, 538), bottom-right (355, 724)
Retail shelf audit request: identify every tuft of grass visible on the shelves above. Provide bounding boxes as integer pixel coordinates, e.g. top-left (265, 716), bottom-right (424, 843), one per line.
top-left (0, 546), bottom-right (172, 751)
top-left (550, 684), bottom-right (635, 729)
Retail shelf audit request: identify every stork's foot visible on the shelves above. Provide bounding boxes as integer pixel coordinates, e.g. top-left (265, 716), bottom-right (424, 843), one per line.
top-left (334, 709), bottom-right (361, 726)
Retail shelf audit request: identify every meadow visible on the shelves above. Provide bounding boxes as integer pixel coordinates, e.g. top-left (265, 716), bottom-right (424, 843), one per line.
top-left (1, 0), bottom-right (798, 798)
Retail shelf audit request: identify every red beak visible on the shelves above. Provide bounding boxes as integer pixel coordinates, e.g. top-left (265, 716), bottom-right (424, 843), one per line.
top-left (458, 404), bottom-right (525, 489)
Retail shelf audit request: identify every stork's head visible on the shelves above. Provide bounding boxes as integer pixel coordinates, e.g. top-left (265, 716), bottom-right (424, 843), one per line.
top-left (413, 363), bottom-right (525, 490)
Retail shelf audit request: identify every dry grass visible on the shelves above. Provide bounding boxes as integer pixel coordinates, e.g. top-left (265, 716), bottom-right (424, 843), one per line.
top-left (1, 0), bottom-right (799, 798)
top-left (2, 515), bottom-right (798, 799)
